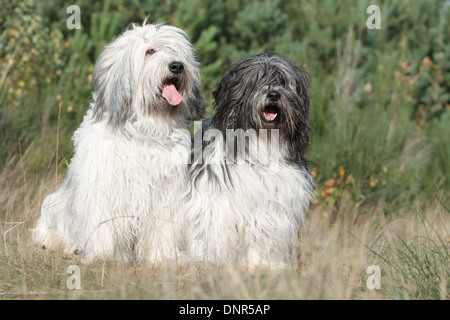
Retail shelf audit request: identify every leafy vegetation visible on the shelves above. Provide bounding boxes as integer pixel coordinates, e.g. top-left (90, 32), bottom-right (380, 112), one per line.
top-left (2, 0), bottom-right (449, 206)
top-left (0, 0), bottom-right (449, 300)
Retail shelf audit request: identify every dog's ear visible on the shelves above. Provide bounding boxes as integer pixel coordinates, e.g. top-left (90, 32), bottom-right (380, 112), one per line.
top-left (292, 63), bottom-right (310, 116)
top-left (183, 75), bottom-right (205, 121)
top-left (287, 62), bottom-right (311, 166)
top-left (212, 69), bottom-right (241, 132)
top-left (92, 44), bottom-right (135, 125)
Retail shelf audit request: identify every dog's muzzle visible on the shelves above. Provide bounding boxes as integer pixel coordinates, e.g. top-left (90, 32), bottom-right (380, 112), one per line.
top-left (162, 61), bottom-right (185, 106)
top-left (262, 90), bottom-right (281, 123)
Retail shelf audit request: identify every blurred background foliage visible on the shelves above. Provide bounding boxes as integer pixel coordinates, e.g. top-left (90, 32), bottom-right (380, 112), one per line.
top-left (0, 0), bottom-right (449, 212)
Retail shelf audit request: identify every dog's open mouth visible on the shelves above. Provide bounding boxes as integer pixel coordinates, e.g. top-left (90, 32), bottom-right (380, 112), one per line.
top-left (262, 105), bottom-right (279, 123)
top-left (162, 78), bottom-right (182, 106)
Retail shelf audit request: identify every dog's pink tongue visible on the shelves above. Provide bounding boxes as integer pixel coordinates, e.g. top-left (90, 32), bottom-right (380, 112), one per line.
top-left (264, 111), bottom-right (277, 120)
top-left (162, 84), bottom-right (182, 106)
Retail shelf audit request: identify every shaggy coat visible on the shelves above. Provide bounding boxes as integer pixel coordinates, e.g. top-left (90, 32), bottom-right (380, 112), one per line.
top-left (183, 53), bottom-right (314, 268)
top-left (33, 23), bottom-right (205, 263)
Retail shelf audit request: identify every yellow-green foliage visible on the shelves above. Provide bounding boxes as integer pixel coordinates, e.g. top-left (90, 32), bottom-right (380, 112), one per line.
top-left (1, 0), bottom-right (449, 205)
top-left (0, 0), bottom-right (449, 300)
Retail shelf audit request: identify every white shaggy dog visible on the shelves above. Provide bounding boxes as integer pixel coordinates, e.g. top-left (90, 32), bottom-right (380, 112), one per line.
top-left (33, 23), bottom-right (205, 263)
top-left (183, 53), bottom-right (314, 268)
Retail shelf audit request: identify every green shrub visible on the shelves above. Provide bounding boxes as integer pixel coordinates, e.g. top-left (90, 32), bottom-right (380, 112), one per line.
top-left (1, 0), bottom-right (448, 208)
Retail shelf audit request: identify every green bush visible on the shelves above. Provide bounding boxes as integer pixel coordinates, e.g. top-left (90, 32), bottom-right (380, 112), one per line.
top-left (1, 0), bottom-right (449, 209)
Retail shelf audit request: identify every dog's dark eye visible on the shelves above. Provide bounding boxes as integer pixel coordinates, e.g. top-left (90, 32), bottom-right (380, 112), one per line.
top-left (278, 77), bottom-right (286, 86)
top-left (146, 48), bottom-right (156, 55)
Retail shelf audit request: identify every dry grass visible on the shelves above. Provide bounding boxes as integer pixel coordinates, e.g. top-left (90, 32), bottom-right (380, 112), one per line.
top-left (0, 159), bottom-right (449, 300)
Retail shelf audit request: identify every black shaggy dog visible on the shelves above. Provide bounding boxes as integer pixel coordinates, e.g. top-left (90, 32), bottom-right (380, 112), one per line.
top-left (183, 52), bottom-right (314, 268)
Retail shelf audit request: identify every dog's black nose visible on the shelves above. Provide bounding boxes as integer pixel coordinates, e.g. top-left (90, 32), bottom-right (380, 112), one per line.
top-left (169, 61), bottom-right (184, 74)
top-left (268, 90), bottom-right (281, 101)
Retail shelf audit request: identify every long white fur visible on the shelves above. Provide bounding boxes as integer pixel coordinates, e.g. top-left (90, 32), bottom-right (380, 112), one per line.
top-left (32, 23), bottom-right (202, 263)
top-left (184, 129), bottom-right (314, 268)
